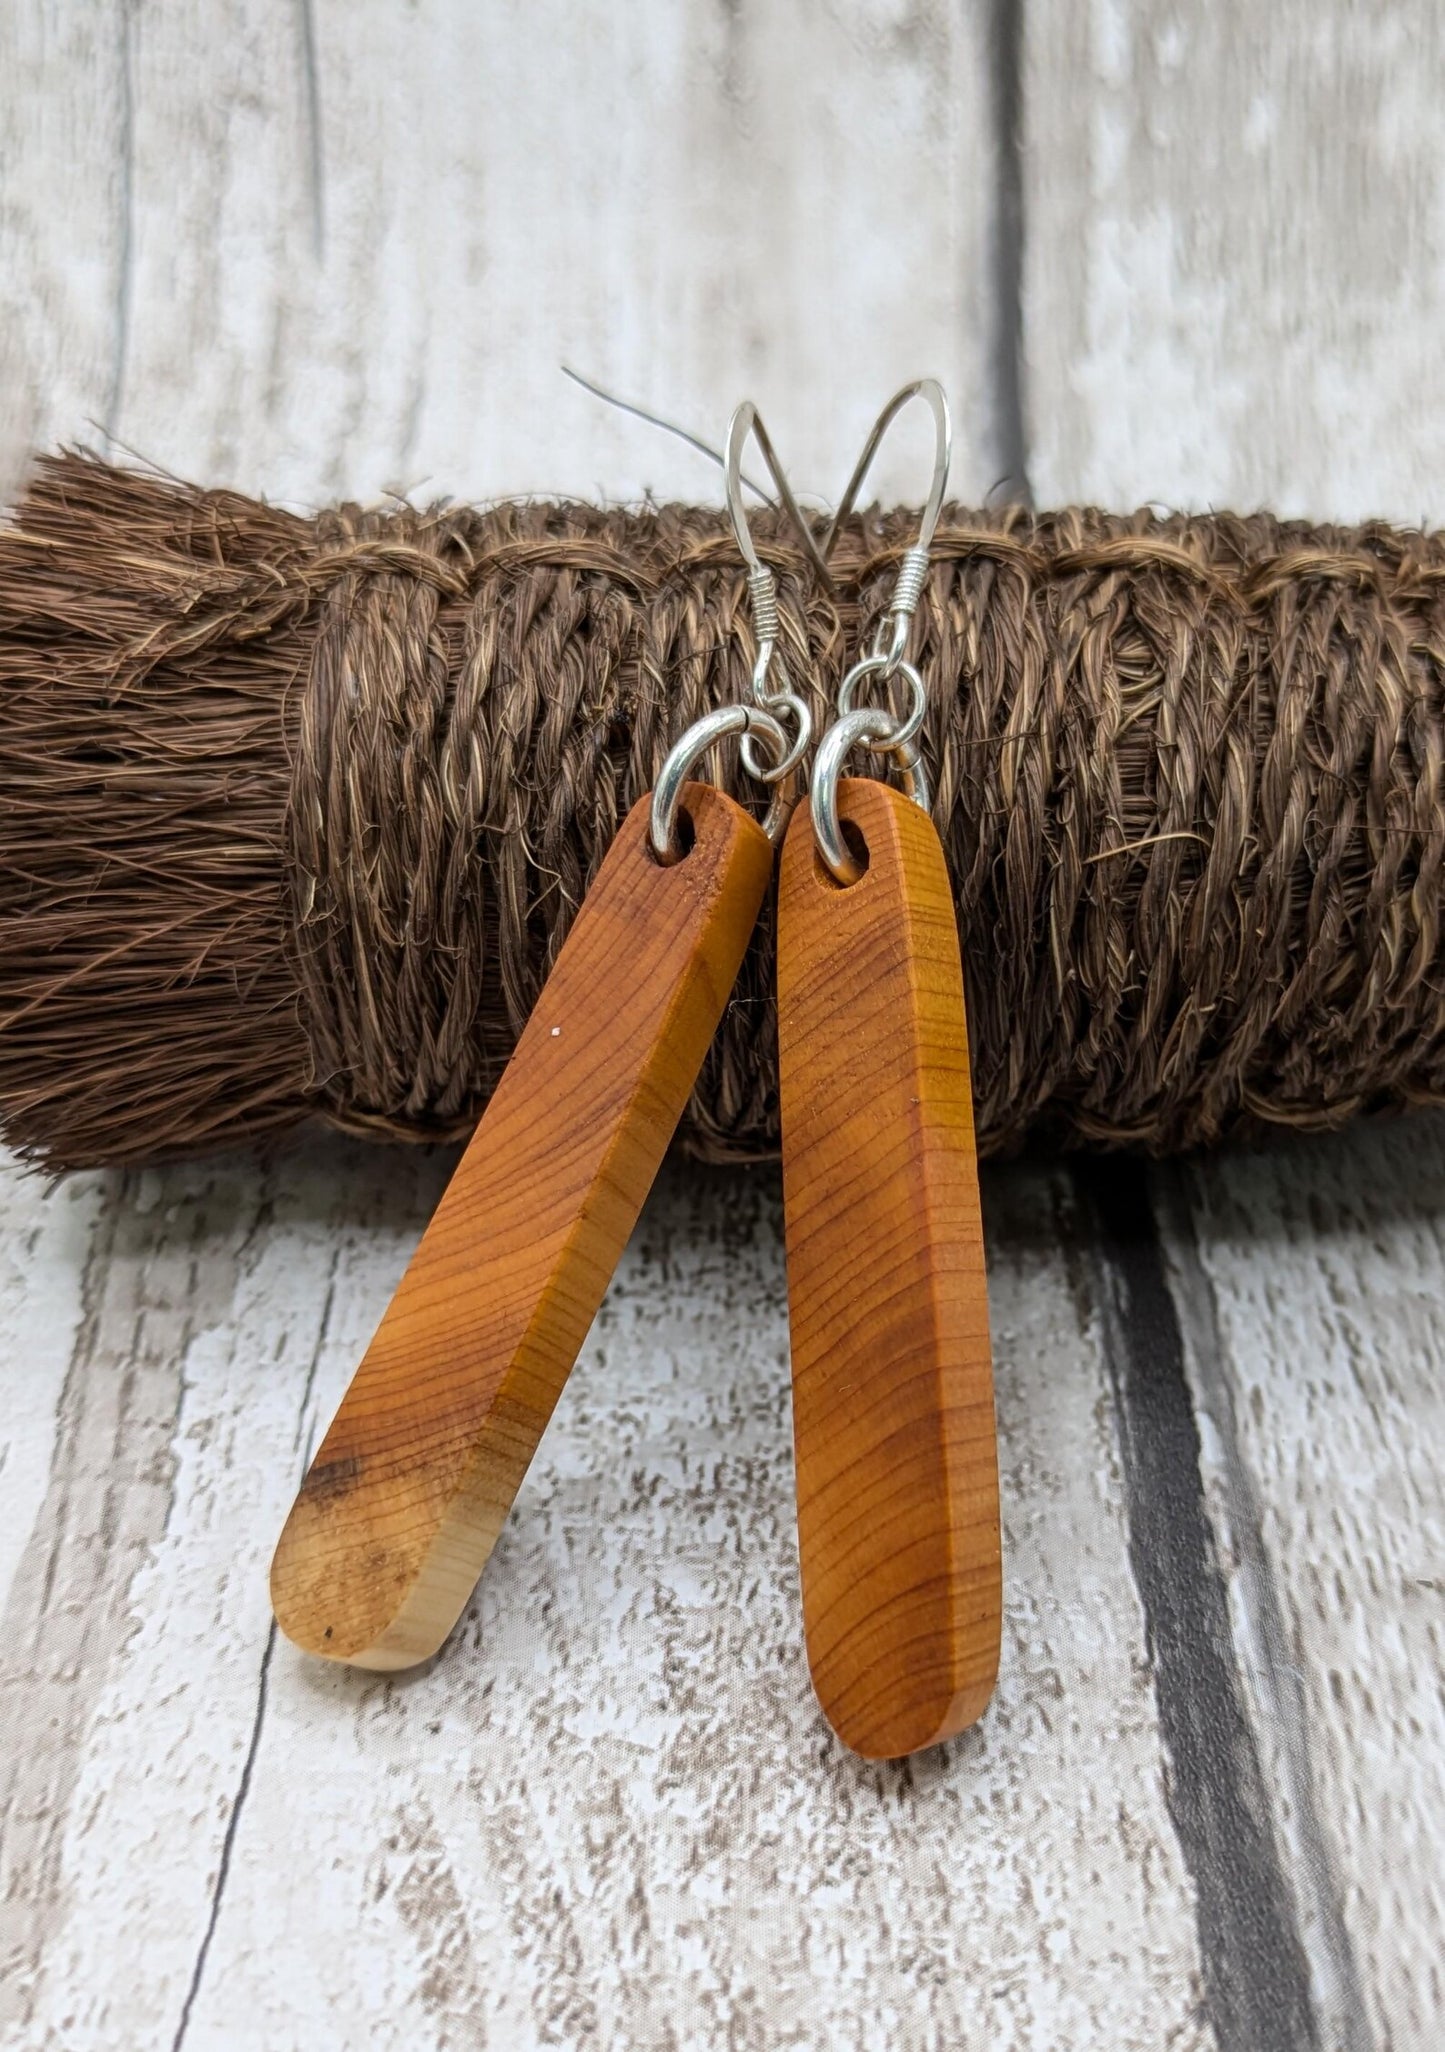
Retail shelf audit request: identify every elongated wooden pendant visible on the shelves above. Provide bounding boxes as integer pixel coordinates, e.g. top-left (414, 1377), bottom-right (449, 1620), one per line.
top-left (271, 783), bottom-right (773, 1670)
top-left (777, 777), bottom-right (1001, 1758)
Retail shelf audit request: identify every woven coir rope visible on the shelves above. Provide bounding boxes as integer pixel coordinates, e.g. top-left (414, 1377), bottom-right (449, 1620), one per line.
top-left (2, 450), bottom-right (1444, 1172)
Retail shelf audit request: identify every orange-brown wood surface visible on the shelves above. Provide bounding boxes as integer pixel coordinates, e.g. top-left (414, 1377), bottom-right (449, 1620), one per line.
top-left (271, 783), bottom-right (773, 1670)
top-left (777, 778), bottom-right (1001, 1759)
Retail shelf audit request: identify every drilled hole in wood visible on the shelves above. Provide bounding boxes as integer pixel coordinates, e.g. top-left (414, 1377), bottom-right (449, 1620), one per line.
top-left (818, 818), bottom-right (870, 888)
top-left (651, 806), bottom-right (696, 867)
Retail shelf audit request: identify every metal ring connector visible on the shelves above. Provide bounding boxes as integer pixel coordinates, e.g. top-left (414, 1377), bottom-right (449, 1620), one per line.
top-left (649, 704), bottom-right (793, 865)
top-left (741, 686), bottom-right (811, 784)
top-left (811, 707), bottom-right (932, 886)
top-left (836, 652), bottom-right (928, 751)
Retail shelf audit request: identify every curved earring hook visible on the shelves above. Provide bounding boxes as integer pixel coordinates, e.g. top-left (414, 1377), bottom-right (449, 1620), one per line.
top-left (721, 400), bottom-right (824, 793)
top-left (652, 398), bottom-right (824, 860)
top-left (721, 382), bottom-right (951, 594)
top-left (815, 378), bottom-right (952, 566)
top-left (723, 401), bottom-right (834, 591)
top-left (805, 378), bottom-right (953, 886)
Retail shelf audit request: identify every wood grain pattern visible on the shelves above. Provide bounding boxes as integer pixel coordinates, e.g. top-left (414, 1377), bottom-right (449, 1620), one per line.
top-left (777, 777), bottom-right (1001, 1759)
top-left (270, 783), bottom-right (772, 1669)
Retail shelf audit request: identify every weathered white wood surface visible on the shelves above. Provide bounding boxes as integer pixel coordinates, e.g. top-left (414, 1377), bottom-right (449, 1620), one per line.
top-left (1024, 2), bottom-right (1445, 520)
top-left (1161, 1132), bottom-right (1445, 2052)
top-left (1025, 10), bottom-right (1445, 2046)
top-left (0, 0), bottom-right (1002, 513)
top-left (1, 1149), bottom-right (1214, 2049)
top-left (2, 3), bottom-right (1444, 2048)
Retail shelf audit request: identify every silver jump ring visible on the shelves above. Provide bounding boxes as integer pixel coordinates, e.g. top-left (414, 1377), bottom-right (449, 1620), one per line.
top-left (649, 704), bottom-right (792, 864)
top-left (811, 706), bottom-right (932, 887)
top-left (836, 652), bottom-right (928, 751)
top-left (741, 686), bottom-right (811, 784)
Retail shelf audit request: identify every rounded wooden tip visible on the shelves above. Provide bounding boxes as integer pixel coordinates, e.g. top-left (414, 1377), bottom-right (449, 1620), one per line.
top-left (270, 1487), bottom-right (449, 1670)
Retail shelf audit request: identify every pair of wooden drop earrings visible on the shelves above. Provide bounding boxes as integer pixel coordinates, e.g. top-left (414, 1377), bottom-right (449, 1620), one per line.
top-left (270, 383), bottom-right (1001, 1761)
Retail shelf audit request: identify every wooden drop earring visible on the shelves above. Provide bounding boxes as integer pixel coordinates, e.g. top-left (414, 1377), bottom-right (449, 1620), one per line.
top-left (268, 409), bottom-right (821, 1670)
top-left (776, 382), bottom-right (1002, 1759)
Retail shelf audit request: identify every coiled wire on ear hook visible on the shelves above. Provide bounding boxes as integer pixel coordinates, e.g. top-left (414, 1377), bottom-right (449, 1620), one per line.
top-left (649, 401), bottom-right (820, 864)
top-left (721, 401), bottom-right (823, 790)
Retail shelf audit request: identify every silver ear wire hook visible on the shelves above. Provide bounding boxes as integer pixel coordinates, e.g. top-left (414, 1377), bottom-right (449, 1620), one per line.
top-left (722, 402), bottom-right (823, 790)
top-left (649, 403), bottom-right (819, 864)
top-left (820, 378), bottom-right (951, 555)
top-left (809, 379), bottom-right (952, 886)
top-left (820, 377), bottom-right (951, 677)
top-left (724, 401), bottom-right (834, 592)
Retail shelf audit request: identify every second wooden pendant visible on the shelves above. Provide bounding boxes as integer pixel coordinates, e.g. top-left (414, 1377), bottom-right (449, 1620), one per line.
top-left (777, 776), bottom-right (1002, 1759)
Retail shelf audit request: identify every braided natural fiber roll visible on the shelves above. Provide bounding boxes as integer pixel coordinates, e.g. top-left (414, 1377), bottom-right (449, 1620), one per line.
top-left (2, 451), bottom-right (1444, 1173)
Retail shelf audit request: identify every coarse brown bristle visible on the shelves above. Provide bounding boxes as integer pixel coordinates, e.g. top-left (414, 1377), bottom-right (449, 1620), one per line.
top-left (3, 448), bottom-right (1445, 1173)
top-left (0, 454), bottom-right (319, 1166)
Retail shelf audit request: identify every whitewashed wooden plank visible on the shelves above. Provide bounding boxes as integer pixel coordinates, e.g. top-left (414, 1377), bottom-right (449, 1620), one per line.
top-left (0, 3), bottom-right (127, 500)
top-left (1072, 1158), bottom-right (1360, 2048)
top-left (0, 1154), bottom-right (282, 2032)
top-left (0, 1157), bottom-right (102, 1620)
top-left (97, 0), bottom-right (323, 493)
top-left (1028, 11), bottom-right (1445, 2042)
top-left (3, 0), bottom-right (1002, 514)
top-left (1162, 1124), bottom-right (1445, 2052)
top-left (7, 1153), bottom-right (1214, 2052)
top-left (0, 6), bottom-right (1110, 2045)
top-left (2, 1137), bottom-right (451, 2047)
top-left (1024, 1), bottom-right (1445, 521)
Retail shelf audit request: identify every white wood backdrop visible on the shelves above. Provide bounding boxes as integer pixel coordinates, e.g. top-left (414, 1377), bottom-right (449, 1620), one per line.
top-left (1, 5), bottom-right (1443, 2049)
